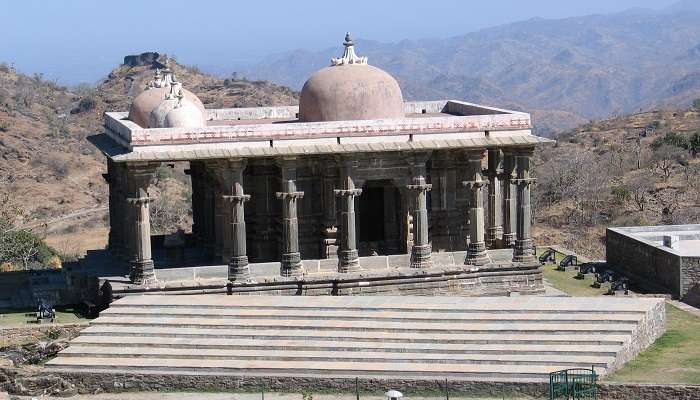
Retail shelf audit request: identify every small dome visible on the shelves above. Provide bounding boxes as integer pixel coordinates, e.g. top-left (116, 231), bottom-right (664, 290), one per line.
top-left (164, 101), bottom-right (206, 128)
top-left (148, 82), bottom-right (205, 128)
top-left (128, 65), bottom-right (205, 128)
top-left (299, 33), bottom-right (404, 122)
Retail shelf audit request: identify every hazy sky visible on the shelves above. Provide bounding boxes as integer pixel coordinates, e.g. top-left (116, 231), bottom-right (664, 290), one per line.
top-left (0, 0), bottom-right (682, 84)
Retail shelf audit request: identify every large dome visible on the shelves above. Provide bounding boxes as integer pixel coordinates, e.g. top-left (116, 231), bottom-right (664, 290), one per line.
top-left (298, 33), bottom-right (404, 123)
top-left (128, 66), bottom-right (205, 128)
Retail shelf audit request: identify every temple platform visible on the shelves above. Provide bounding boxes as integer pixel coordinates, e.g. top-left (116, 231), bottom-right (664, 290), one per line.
top-left (89, 249), bottom-right (544, 297)
top-left (46, 295), bottom-right (666, 392)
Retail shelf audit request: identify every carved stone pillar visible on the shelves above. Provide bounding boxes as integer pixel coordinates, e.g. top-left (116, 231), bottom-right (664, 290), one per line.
top-left (407, 153), bottom-right (432, 268)
top-left (105, 159), bottom-right (124, 257)
top-left (321, 161), bottom-right (338, 259)
top-left (513, 148), bottom-right (537, 264)
top-left (188, 162), bottom-right (203, 243)
top-left (335, 159), bottom-right (361, 273)
top-left (125, 162), bottom-right (158, 285)
top-left (201, 170), bottom-right (217, 259)
top-left (486, 149), bottom-right (504, 248)
top-left (501, 150), bottom-right (517, 247)
top-left (215, 159), bottom-right (251, 282)
top-left (463, 151), bottom-right (490, 266)
top-left (276, 157), bottom-right (304, 277)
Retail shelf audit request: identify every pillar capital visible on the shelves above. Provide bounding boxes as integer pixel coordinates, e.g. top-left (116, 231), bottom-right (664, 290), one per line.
top-left (406, 183), bottom-right (432, 192)
top-left (334, 188), bottom-right (362, 197)
top-left (276, 191), bottom-right (304, 200)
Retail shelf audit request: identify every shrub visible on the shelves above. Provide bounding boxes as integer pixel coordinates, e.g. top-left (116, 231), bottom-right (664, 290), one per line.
top-left (0, 120), bottom-right (10, 132)
top-left (651, 131), bottom-right (690, 150)
top-left (611, 185), bottom-right (630, 205)
top-left (0, 262), bottom-right (20, 272)
top-left (70, 96), bottom-right (96, 114)
top-left (691, 132), bottom-right (700, 157)
top-left (47, 255), bottom-right (62, 269)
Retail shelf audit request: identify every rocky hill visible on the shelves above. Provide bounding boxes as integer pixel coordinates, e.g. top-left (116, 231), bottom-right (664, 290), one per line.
top-left (0, 54), bottom-right (298, 230)
top-left (242, 1), bottom-right (700, 135)
top-left (533, 105), bottom-right (700, 259)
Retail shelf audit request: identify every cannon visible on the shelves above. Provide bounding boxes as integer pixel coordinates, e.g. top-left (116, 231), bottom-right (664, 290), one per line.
top-left (539, 248), bottom-right (556, 265)
top-left (592, 270), bottom-right (615, 288)
top-left (575, 262), bottom-right (597, 279)
top-left (557, 255), bottom-right (578, 271)
top-left (607, 277), bottom-right (630, 295)
top-left (36, 298), bottom-right (56, 323)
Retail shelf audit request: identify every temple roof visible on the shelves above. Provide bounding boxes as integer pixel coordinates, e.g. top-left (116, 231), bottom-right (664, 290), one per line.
top-left (90, 131), bottom-right (552, 162)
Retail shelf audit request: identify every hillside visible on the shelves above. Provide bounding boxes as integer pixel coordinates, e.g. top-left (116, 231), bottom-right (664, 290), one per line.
top-left (533, 105), bottom-right (700, 259)
top-left (0, 54), bottom-right (298, 254)
top-left (241, 1), bottom-right (700, 135)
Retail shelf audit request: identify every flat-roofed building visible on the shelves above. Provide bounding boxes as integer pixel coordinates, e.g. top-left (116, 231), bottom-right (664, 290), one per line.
top-left (607, 224), bottom-right (700, 306)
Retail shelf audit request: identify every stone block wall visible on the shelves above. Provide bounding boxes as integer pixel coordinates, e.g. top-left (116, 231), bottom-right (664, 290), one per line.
top-left (606, 229), bottom-right (681, 297)
top-left (681, 256), bottom-right (700, 307)
top-left (608, 298), bottom-right (666, 373)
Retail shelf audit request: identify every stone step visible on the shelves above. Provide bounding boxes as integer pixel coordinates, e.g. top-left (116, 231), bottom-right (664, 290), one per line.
top-left (70, 336), bottom-right (621, 356)
top-left (101, 307), bottom-right (644, 324)
top-left (59, 346), bottom-right (615, 368)
top-left (79, 326), bottom-right (631, 345)
top-left (109, 295), bottom-right (657, 314)
top-left (45, 357), bottom-right (605, 381)
top-left (90, 316), bottom-right (637, 334)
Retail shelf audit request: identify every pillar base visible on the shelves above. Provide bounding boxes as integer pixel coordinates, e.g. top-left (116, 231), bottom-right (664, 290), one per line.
top-left (503, 233), bottom-right (516, 248)
top-left (280, 252), bottom-right (303, 277)
top-left (129, 259), bottom-right (157, 286)
top-left (487, 226), bottom-right (504, 249)
top-left (338, 249), bottom-right (360, 273)
top-left (410, 243), bottom-right (433, 269)
top-left (465, 242), bottom-right (490, 266)
top-left (229, 255), bottom-right (251, 282)
top-left (513, 238), bottom-right (537, 263)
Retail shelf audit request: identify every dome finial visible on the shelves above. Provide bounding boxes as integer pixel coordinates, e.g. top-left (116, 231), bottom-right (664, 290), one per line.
top-left (331, 32), bottom-right (367, 66)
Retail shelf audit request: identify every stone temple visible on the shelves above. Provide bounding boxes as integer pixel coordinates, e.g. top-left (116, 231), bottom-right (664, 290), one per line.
top-left (45, 36), bottom-right (667, 392)
top-left (89, 34), bottom-right (551, 295)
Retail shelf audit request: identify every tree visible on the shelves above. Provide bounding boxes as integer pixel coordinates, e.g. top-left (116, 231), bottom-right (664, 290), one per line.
top-left (690, 132), bottom-right (700, 158)
top-left (0, 191), bottom-right (53, 269)
top-left (624, 175), bottom-right (655, 212)
top-left (651, 131), bottom-right (689, 151)
top-left (149, 178), bottom-right (191, 235)
top-left (649, 144), bottom-right (686, 182)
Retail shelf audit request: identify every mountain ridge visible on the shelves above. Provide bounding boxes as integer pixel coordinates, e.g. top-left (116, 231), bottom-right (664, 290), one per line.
top-left (240, 4), bottom-right (700, 134)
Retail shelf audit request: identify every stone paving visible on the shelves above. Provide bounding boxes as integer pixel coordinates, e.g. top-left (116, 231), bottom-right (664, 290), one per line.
top-left (45, 295), bottom-right (666, 390)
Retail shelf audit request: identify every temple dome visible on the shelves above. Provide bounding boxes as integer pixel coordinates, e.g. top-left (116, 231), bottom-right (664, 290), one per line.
top-left (148, 82), bottom-right (206, 129)
top-left (128, 64), bottom-right (205, 128)
top-left (299, 33), bottom-right (404, 123)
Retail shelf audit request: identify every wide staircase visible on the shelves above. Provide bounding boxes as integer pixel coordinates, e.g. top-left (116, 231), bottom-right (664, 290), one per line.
top-left (46, 295), bottom-right (664, 383)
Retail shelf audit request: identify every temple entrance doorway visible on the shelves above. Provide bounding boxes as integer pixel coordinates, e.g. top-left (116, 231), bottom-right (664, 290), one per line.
top-left (358, 180), bottom-right (402, 256)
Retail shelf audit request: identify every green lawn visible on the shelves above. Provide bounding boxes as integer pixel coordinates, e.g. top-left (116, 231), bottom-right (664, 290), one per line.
top-left (0, 306), bottom-right (86, 327)
top-left (535, 247), bottom-right (608, 297)
top-left (608, 303), bottom-right (700, 384)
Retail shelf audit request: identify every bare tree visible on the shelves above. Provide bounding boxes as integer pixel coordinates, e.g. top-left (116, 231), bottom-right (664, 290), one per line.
top-left (624, 174), bottom-right (655, 212)
top-left (649, 144), bottom-right (686, 182)
top-left (149, 179), bottom-right (191, 235)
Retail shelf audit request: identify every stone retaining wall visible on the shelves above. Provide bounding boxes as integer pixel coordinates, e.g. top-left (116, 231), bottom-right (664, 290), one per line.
top-left (54, 372), bottom-right (700, 400)
top-left (599, 382), bottom-right (700, 400)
